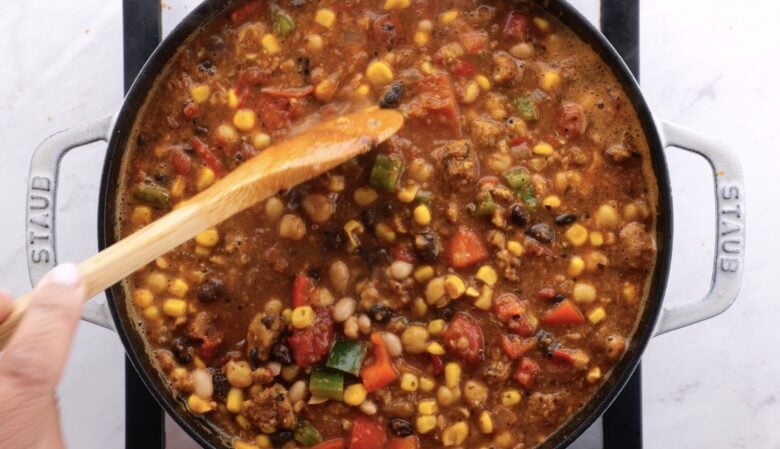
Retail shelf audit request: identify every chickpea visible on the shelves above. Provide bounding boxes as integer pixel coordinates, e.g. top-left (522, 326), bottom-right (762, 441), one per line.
top-left (409, 158), bottom-right (433, 182)
top-left (303, 194), bottom-right (335, 223)
top-left (225, 360), bottom-right (253, 388)
top-left (278, 214), bottom-right (306, 240)
top-left (401, 325), bottom-right (430, 354)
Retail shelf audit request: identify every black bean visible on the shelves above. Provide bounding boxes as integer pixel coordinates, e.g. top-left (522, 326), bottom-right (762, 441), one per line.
top-left (248, 347), bottom-right (262, 368)
top-left (197, 278), bottom-right (226, 303)
top-left (509, 203), bottom-right (530, 227)
top-left (206, 35), bottom-right (225, 54)
top-left (261, 315), bottom-right (276, 328)
top-left (414, 230), bottom-right (442, 262)
top-left (367, 304), bottom-right (394, 323)
top-left (552, 293), bottom-right (566, 303)
top-left (361, 246), bottom-right (391, 266)
top-left (152, 173), bottom-right (169, 184)
top-left (194, 126), bottom-right (209, 135)
top-left (379, 81), bottom-right (404, 109)
top-left (435, 304), bottom-right (456, 321)
top-left (322, 228), bottom-right (345, 251)
top-left (360, 208), bottom-right (377, 229)
top-left (197, 59), bottom-right (215, 73)
top-left (307, 268), bottom-right (321, 282)
top-left (526, 223), bottom-right (555, 243)
top-left (297, 57), bottom-right (311, 80)
top-left (388, 417), bottom-right (414, 437)
top-left (271, 342), bottom-right (293, 365)
top-left (212, 372), bottom-right (230, 400)
top-left (535, 329), bottom-right (559, 358)
top-left (269, 430), bottom-right (294, 448)
top-left (171, 338), bottom-right (193, 364)
top-left (554, 213), bottom-right (578, 226)
top-left (290, 0), bottom-right (306, 6)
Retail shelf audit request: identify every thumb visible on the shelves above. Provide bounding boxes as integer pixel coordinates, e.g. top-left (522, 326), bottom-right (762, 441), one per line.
top-left (0, 263), bottom-right (85, 395)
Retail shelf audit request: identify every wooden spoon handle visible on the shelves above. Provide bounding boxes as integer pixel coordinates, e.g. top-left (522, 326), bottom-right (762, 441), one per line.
top-left (0, 108), bottom-right (403, 349)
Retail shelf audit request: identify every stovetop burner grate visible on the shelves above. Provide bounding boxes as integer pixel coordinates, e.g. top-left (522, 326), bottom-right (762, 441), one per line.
top-left (120, 1), bottom-right (642, 447)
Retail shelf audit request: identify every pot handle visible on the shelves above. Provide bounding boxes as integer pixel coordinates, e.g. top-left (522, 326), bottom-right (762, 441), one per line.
top-left (655, 121), bottom-right (746, 335)
top-left (26, 115), bottom-right (115, 330)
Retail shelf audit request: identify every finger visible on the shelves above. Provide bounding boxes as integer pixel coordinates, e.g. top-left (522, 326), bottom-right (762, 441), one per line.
top-left (0, 289), bottom-right (13, 322)
top-left (0, 264), bottom-right (85, 395)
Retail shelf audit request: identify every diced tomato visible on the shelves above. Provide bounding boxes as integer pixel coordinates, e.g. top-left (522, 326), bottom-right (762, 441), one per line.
top-left (403, 73), bottom-right (462, 136)
top-left (430, 354), bottom-right (444, 376)
top-left (551, 348), bottom-right (589, 368)
top-left (508, 313), bottom-right (536, 337)
top-left (261, 85), bottom-right (314, 98)
top-left (311, 439), bottom-right (345, 449)
top-left (292, 273), bottom-right (314, 308)
top-left (510, 136), bottom-right (528, 147)
top-left (361, 332), bottom-right (398, 392)
top-left (371, 14), bottom-right (403, 47)
top-left (230, 1), bottom-right (265, 25)
top-left (537, 288), bottom-right (556, 300)
top-left (170, 148), bottom-right (191, 175)
top-left (447, 227), bottom-right (489, 269)
top-left (458, 30), bottom-right (489, 54)
top-left (541, 299), bottom-right (585, 325)
top-left (288, 308), bottom-right (334, 367)
top-left (190, 137), bottom-right (225, 176)
top-left (493, 293), bottom-right (526, 321)
top-left (515, 357), bottom-right (540, 389)
top-left (451, 59), bottom-right (478, 77)
top-left (557, 102), bottom-right (587, 140)
top-left (350, 415), bottom-right (387, 449)
top-left (387, 436), bottom-right (420, 449)
top-left (391, 245), bottom-right (416, 263)
top-left (257, 93), bottom-right (305, 131)
top-left (500, 334), bottom-right (536, 360)
top-left (504, 11), bottom-right (532, 40)
top-left (182, 101), bottom-right (199, 119)
top-left (441, 312), bottom-right (484, 364)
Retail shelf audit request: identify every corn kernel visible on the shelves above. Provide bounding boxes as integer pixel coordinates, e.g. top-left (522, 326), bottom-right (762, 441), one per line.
top-left (573, 282), bottom-right (597, 303)
top-left (354, 186), bottom-right (378, 206)
top-left (461, 81), bottom-right (480, 104)
top-left (444, 363), bottom-right (461, 388)
top-left (233, 109), bottom-right (256, 131)
top-left (343, 383), bottom-right (368, 406)
top-left (376, 223), bottom-right (396, 243)
top-left (495, 431), bottom-right (513, 448)
top-left (419, 376), bottom-right (436, 393)
top-left (474, 286), bottom-right (493, 310)
top-left (170, 176), bottom-right (186, 199)
top-left (413, 204), bottom-right (431, 226)
top-left (586, 367), bottom-right (602, 384)
top-left (169, 278), bottom-right (189, 298)
top-left (418, 399), bottom-right (438, 415)
top-left (235, 415), bottom-right (251, 430)
top-left (590, 231), bottom-right (604, 246)
top-left (588, 307), bottom-right (606, 324)
top-left (442, 422), bottom-right (469, 447)
top-left (355, 84), bottom-right (370, 96)
top-left (163, 299), bottom-right (187, 318)
top-left (195, 246), bottom-right (210, 256)
top-left (412, 297), bottom-right (428, 317)
top-left (193, 356), bottom-right (206, 369)
top-left (414, 31), bottom-right (429, 47)
top-left (475, 265), bottom-right (497, 286)
top-left (196, 167), bottom-right (215, 190)
top-left (133, 289), bottom-right (154, 308)
top-left (397, 185), bottom-right (419, 203)
top-left (292, 306), bottom-right (315, 328)
top-left (131, 206), bottom-right (152, 226)
top-left (366, 60), bottom-right (394, 85)
top-left (542, 195), bottom-right (561, 209)
top-left (384, 0), bottom-right (411, 10)
top-left (623, 203), bottom-right (639, 221)
top-left (282, 308), bottom-right (292, 322)
top-left (440, 10), bottom-right (459, 24)
top-left (465, 287), bottom-right (480, 297)
top-left (190, 84), bottom-right (210, 104)
top-left (416, 415), bottom-right (437, 434)
top-left (187, 394), bottom-right (213, 414)
top-left (426, 341), bottom-right (446, 355)
top-left (444, 275), bottom-right (465, 299)
top-left (195, 229), bottom-right (220, 247)
top-left (569, 256), bottom-right (585, 277)
top-left (145, 272), bottom-right (168, 294)
top-left (428, 319), bottom-right (446, 336)
top-left (227, 88), bottom-right (239, 108)
top-left (540, 70), bottom-right (561, 90)
top-left (226, 388), bottom-right (244, 413)
top-left (414, 266), bottom-right (435, 283)
top-left (234, 441), bottom-right (259, 449)
top-left (595, 204), bottom-right (619, 228)
top-left (306, 33), bottom-right (323, 52)
top-left (533, 142), bottom-right (554, 156)
top-left (400, 373), bottom-right (419, 392)
top-left (420, 61), bottom-right (434, 75)
top-left (478, 411), bottom-right (494, 434)
top-left (256, 435), bottom-right (272, 449)
top-left (585, 251), bottom-right (609, 271)
top-left (315, 8), bottom-right (336, 28)
top-left (253, 132), bottom-right (272, 150)
top-left (261, 34), bottom-right (280, 54)
top-left (501, 389), bottom-right (521, 407)
top-left (565, 224), bottom-right (589, 246)
top-left (143, 305), bottom-right (160, 321)
top-left (507, 240), bottom-right (524, 257)
top-left (533, 17), bottom-right (550, 31)
top-left (623, 283), bottom-right (638, 303)
top-left (475, 74), bottom-right (491, 91)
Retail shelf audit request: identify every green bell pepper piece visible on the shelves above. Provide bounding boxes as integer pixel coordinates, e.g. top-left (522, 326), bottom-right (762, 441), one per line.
top-left (294, 421), bottom-right (323, 447)
top-left (415, 190), bottom-right (433, 203)
top-left (309, 369), bottom-right (344, 401)
top-left (503, 167), bottom-right (531, 190)
top-left (326, 340), bottom-right (367, 376)
top-left (513, 95), bottom-right (538, 121)
top-left (519, 185), bottom-right (538, 212)
top-left (369, 154), bottom-right (404, 192)
top-left (272, 10), bottom-right (295, 36)
top-left (134, 183), bottom-right (169, 207)
top-left (475, 191), bottom-right (497, 216)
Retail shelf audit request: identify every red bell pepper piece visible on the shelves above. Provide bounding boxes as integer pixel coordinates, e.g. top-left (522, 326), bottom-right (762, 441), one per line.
top-left (430, 354), bottom-right (444, 376)
top-left (451, 59), bottom-right (478, 77)
top-left (504, 11), bottom-right (532, 40)
top-left (182, 102), bottom-right (199, 119)
top-left (311, 439), bottom-right (345, 449)
top-left (350, 415), bottom-right (387, 449)
top-left (292, 273), bottom-right (314, 308)
top-left (537, 288), bottom-right (556, 300)
top-left (441, 312), bottom-right (484, 364)
top-left (261, 85), bottom-right (314, 98)
top-left (288, 308), bottom-right (334, 367)
top-left (551, 348), bottom-right (589, 368)
top-left (458, 30), bottom-right (488, 54)
top-left (170, 148), bottom-right (191, 175)
top-left (447, 227), bottom-right (489, 269)
top-left (493, 293), bottom-right (526, 321)
top-left (361, 332), bottom-right (398, 392)
top-left (230, 1), bottom-right (265, 25)
top-left (500, 334), bottom-right (536, 360)
top-left (387, 436), bottom-right (420, 449)
top-left (515, 357), bottom-right (540, 389)
top-left (541, 299), bottom-right (585, 325)
top-left (190, 137), bottom-right (224, 176)
top-left (391, 245), bottom-right (416, 263)
top-left (510, 136), bottom-right (528, 147)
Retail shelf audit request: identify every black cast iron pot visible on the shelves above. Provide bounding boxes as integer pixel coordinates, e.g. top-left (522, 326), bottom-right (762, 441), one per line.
top-left (24, 1), bottom-right (746, 448)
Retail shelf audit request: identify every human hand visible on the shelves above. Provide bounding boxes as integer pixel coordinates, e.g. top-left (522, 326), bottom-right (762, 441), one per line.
top-left (0, 264), bottom-right (85, 449)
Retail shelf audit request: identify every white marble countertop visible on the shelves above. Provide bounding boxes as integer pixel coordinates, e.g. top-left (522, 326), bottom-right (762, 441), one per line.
top-left (0, 0), bottom-right (776, 448)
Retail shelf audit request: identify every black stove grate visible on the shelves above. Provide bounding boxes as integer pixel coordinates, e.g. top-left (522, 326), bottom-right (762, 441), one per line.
top-left (121, 1), bottom-right (642, 447)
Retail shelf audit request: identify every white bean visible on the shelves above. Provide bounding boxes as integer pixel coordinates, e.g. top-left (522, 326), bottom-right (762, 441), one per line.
top-left (191, 368), bottom-right (213, 400)
top-left (329, 261), bottom-right (350, 292)
top-left (389, 261), bottom-right (414, 280)
top-left (381, 332), bottom-right (403, 357)
top-left (288, 380), bottom-right (308, 404)
top-left (357, 314), bottom-right (372, 334)
top-left (333, 297), bottom-right (357, 322)
top-left (344, 316), bottom-right (360, 339)
top-left (359, 399), bottom-right (378, 415)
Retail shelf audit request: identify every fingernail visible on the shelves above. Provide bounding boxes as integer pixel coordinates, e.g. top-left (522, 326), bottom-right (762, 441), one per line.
top-left (49, 263), bottom-right (81, 287)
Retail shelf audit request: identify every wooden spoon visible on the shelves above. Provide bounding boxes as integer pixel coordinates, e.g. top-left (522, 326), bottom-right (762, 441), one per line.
top-left (0, 108), bottom-right (404, 349)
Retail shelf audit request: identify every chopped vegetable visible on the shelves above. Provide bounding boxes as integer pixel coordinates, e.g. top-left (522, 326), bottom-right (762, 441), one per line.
top-left (294, 421), bottom-right (324, 447)
top-left (134, 183), bottom-right (169, 207)
top-left (387, 436), bottom-right (420, 449)
top-left (310, 439), bottom-right (345, 449)
top-left (504, 11), bottom-right (531, 40)
top-left (415, 190), bottom-right (433, 203)
top-left (288, 308), bottom-right (335, 367)
top-left (309, 369), bottom-right (345, 401)
top-left (326, 340), bottom-right (367, 376)
top-left (475, 191), bottom-right (497, 216)
top-left (451, 59), bottom-right (477, 77)
top-left (191, 137), bottom-right (225, 176)
top-left (360, 332), bottom-right (398, 392)
top-left (515, 357), bottom-right (540, 389)
top-left (441, 312), bottom-right (484, 363)
top-left (519, 185), bottom-right (538, 211)
top-left (292, 273), bottom-right (314, 308)
top-left (503, 167), bottom-right (531, 190)
top-left (542, 299), bottom-right (585, 325)
top-left (272, 9), bottom-right (296, 36)
top-left (447, 227), bottom-right (489, 268)
top-left (230, 1), bottom-right (265, 25)
top-left (369, 154), bottom-right (404, 192)
top-left (350, 415), bottom-right (387, 449)
top-left (513, 95), bottom-right (538, 121)
top-left (500, 334), bottom-right (536, 360)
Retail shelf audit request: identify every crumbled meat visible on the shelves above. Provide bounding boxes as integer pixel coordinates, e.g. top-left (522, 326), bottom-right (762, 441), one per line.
top-left (252, 367), bottom-right (275, 384)
top-left (557, 102), bottom-right (588, 140)
top-left (435, 42), bottom-right (465, 64)
top-left (169, 366), bottom-right (193, 394)
top-left (241, 384), bottom-right (296, 433)
top-left (619, 222), bottom-right (655, 269)
top-left (156, 350), bottom-right (176, 373)
top-left (470, 116), bottom-right (506, 147)
top-left (483, 359), bottom-right (511, 384)
top-left (601, 334), bottom-right (627, 360)
top-left (187, 312), bottom-right (224, 359)
top-left (434, 140), bottom-right (480, 193)
top-left (247, 313), bottom-right (285, 362)
top-left (492, 51), bottom-right (521, 84)
top-left (526, 391), bottom-right (566, 423)
top-left (496, 249), bottom-right (522, 281)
